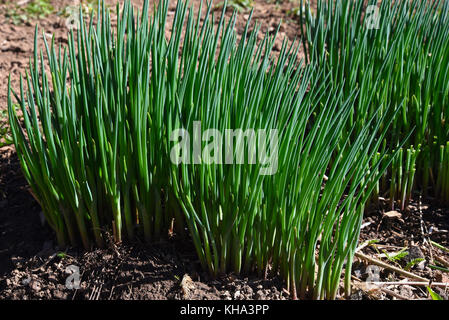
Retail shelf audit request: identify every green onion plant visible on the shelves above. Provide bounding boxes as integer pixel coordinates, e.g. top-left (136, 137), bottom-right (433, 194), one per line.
top-left (300, 0), bottom-right (449, 207)
top-left (9, 0), bottom-right (398, 299)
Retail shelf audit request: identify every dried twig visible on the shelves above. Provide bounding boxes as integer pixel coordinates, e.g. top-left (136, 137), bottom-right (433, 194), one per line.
top-left (370, 281), bottom-right (449, 288)
top-left (434, 256), bottom-right (449, 269)
top-left (355, 252), bottom-right (429, 282)
top-left (31, 253), bottom-right (57, 272)
top-left (419, 197), bottom-right (434, 261)
top-left (379, 287), bottom-right (412, 300)
top-left (352, 276), bottom-right (410, 300)
top-left (355, 241), bottom-right (370, 253)
top-left (108, 286), bottom-right (115, 300)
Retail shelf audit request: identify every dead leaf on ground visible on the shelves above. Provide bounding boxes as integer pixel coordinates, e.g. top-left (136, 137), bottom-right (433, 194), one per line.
top-left (180, 274), bottom-right (194, 299)
top-left (383, 210), bottom-right (402, 219)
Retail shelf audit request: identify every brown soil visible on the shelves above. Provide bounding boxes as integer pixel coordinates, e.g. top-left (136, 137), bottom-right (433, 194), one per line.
top-left (1, 0), bottom-right (449, 301)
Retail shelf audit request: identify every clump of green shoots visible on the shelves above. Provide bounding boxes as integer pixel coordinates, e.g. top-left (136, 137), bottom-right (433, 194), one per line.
top-left (300, 0), bottom-right (449, 207)
top-left (9, 0), bottom-right (395, 299)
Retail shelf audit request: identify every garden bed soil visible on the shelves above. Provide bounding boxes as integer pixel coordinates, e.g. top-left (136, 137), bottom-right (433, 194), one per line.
top-left (1, 0), bottom-right (449, 300)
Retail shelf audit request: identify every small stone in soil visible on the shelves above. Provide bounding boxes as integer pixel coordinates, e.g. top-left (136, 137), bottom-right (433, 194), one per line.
top-left (407, 245), bottom-right (425, 261)
top-left (234, 290), bottom-right (241, 299)
top-left (255, 290), bottom-right (264, 300)
top-left (21, 276), bottom-right (31, 285)
top-left (53, 290), bottom-right (67, 299)
top-left (29, 280), bottom-right (41, 292)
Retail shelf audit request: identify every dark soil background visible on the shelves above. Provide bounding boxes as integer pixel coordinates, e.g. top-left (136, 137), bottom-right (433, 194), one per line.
top-left (1, 0), bottom-right (448, 300)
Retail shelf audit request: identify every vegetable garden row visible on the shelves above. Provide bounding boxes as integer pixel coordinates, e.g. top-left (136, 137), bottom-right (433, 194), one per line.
top-left (7, 0), bottom-right (449, 299)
